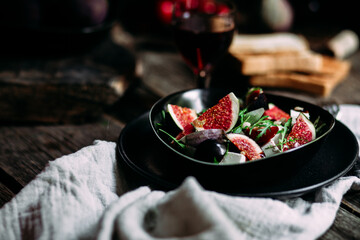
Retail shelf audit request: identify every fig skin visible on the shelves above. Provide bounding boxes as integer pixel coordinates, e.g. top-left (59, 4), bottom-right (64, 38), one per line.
top-left (181, 129), bottom-right (225, 147)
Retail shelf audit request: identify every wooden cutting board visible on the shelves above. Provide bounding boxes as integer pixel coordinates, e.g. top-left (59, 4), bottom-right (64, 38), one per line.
top-left (248, 55), bottom-right (351, 96)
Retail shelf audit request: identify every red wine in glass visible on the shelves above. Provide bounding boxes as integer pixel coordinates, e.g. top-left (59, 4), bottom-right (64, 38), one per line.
top-left (172, 0), bottom-right (236, 88)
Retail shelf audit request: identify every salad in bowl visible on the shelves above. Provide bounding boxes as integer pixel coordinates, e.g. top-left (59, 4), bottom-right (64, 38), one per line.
top-left (152, 87), bottom-right (333, 165)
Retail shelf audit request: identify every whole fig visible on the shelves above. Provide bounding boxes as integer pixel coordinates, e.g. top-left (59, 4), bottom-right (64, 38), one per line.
top-left (73, 0), bottom-right (109, 26)
top-left (41, 0), bottom-right (109, 27)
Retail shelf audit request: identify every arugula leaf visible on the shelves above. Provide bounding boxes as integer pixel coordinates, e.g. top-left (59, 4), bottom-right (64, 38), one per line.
top-left (243, 108), bottom-right (265, 125)
top-left (254, 120), bottom-right (276, 141)
top-left (278, 118), bottom-right (292, 152)
top-left (248, 115), bottom-right (271, 133)
top-left (238, 107), bottom-right (248, 123)
top-left (232, 108), bottom-right (274, 140)
top-left (313, 116), bottom-right (326, 135)
top-left (159, 129), bottom-right (186, 149)
top-left (231, 107), bottom-right (248, 133)
top-left (156, 110), bottom-right (167, 127)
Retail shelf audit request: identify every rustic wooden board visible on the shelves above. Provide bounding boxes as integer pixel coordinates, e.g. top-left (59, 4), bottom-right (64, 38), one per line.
top-left (0, 39), bottom-right (136, 124)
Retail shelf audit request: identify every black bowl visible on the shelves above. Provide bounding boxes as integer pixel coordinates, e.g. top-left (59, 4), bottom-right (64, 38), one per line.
top-left (149, 88), bottom-right (335, 190)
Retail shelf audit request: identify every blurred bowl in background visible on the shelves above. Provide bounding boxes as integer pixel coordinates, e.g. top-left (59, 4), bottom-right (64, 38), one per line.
top-left (0, 0), bottom-right (120, 55)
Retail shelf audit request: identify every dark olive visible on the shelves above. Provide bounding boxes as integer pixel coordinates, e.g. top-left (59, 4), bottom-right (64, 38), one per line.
top-left (247, 92), bottom-right (269, 111)
top-left (194, 139), bottom-right (227, 163)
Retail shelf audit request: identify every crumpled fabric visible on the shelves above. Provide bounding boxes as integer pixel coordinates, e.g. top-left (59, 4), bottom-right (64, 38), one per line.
top-left (0, 104), bottom-right (359, 240)
top-left (97, 175), bottom-right (360, 240)
top-left (0, 141), bottom-right (122, 240)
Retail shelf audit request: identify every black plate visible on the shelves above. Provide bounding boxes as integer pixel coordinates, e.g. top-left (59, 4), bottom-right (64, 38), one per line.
top-left (117, 112), bottom-right (358, 198)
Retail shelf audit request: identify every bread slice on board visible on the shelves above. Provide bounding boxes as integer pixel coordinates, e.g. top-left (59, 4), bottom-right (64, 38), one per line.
top-left (229, 33), bottom-right (351, 96)
top-left (229, 33), bottom-right (309, 55)
top-left (235, 52), bottom-right (323, 75)
top-left (249, 56), bottom-right (351, 96)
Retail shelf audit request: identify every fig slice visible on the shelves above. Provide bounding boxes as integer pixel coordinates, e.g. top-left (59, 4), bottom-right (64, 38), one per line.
top-left (167, 104), bottom-right (197, 130)
top-left (290, 109), bottom-right (310, 125)
top-left (192, 92), bottom-right (239, 133)
top-left (226, 133), bottom-right (264, 161)
top-left (264, 103), bottom-right (290, 122)
top-left (284, 113), bottom-right (316, 151)
top-left (244, 125), bottom-right (279, 145)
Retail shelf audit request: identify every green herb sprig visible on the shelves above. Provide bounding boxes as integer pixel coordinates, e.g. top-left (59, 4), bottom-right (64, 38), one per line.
top-left (231, 107), bottom-right (248, 133)
top-left (248, 116), bottom-right (277, 141)
top-left (159, 129), bottom-right (185, 149)
top-left (277, 118), bottom-right (292, 152)
top-left (313, 116), bottom-right (326, 135)
top-left (156, 110), bottom-right (167, 127)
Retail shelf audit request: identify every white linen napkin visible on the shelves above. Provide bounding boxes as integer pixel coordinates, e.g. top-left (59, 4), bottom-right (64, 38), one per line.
top-left (1, 105), bottom-right (359, 240)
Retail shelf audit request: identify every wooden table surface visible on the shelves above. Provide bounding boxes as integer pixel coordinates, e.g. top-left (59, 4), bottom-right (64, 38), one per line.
top-left (0, 24), bottom-right (360, 239)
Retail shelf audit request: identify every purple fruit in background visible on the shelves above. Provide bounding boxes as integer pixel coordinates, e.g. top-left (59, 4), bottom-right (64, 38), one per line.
top-left (73, 0), bottom-right (109, 25)
top-left (41, 0), bottom-right (109, 27)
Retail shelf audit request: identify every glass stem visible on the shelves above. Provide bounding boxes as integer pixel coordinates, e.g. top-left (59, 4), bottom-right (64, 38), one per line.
top-left (196, 70), bottom-right (210, 88)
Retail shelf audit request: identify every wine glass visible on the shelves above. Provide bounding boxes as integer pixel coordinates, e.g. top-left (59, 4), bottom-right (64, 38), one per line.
top-left (172, 0), bottom-right (236, 88)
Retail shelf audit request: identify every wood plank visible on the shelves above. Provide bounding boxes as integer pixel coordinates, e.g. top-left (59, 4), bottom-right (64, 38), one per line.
top-left (0, 116), bottom-right (124, 189)
top-left (319, 206), bottom-right (360, 239)
top-left (341, 191), bottom-right (360, 217)
top-left (0, 39), bottom-right (135, 124)
top-left (0, 182), bottom-right (15, 208)
top-left (139, 51), bottom-right (195, 97)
